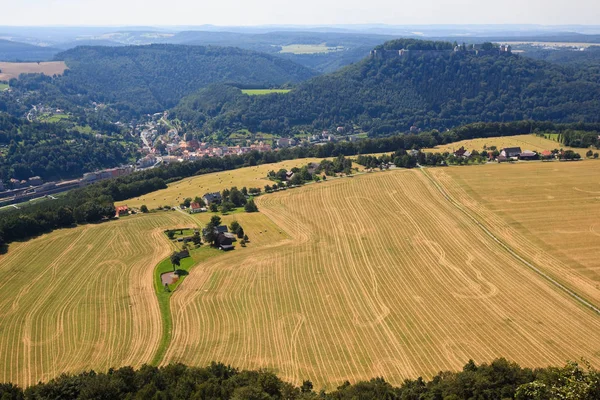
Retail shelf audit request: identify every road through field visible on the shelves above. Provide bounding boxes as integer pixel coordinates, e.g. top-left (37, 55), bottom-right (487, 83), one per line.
top-left (165, 170), bottom-right (600, 388)
top-left (0, 212), bottom-right (187, 386)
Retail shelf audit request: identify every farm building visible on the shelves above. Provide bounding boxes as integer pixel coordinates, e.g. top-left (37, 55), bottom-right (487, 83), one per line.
top-left (202, 192), bottom-right (222, 205)
top-left (202, 225), bottom-right (229, 237)
top-left (500, 147), bottom-right (522, 159)
top-left (189, 202), bottom-right (206, 214)
top-left (453, 147), bottom-right (468, 158)
top-left (217, 233), bottom-right (234, 251)
top-left (115, 205), bottom-right (129, 217)
top-left (540, 150), bottom-right (554, 159)
top-left (519, 150), bottom-right (538, 160)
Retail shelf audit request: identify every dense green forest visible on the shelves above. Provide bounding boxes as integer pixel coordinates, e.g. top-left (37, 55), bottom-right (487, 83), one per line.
top-left (0, 359), bottom-right (598, 399)
top-left (0, 113), bottom-right (137, 182)
top-left (51, 45), bottom-right (316, 116)
top-left (172, 40), bottom-right (600, 135)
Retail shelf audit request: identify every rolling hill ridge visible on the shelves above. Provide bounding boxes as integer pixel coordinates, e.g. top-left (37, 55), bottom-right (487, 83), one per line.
top-left (173, 39), bottom-right (600, 135)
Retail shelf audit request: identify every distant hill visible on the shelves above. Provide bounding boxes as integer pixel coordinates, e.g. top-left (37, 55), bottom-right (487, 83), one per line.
top-left (173, 39), bottom-right (600, 135)
top-left (53, 44), bottom-right (317, 114)
top-left (0, 40), bottom-right (59, 62)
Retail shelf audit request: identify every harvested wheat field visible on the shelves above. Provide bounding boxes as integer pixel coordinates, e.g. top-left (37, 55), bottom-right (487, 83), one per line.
top-left (0, 61), bottom-right (68, 81)
top-left (423, 134), bottom-right (585, 157)
top-left (163, 169), bottom-right (600, 389)
top-left (430, 160), bottom-right (600, 307)
top-left (118, 158), bottom-right (328, 210)
top-left (0, 211), bottom-right (187, 386)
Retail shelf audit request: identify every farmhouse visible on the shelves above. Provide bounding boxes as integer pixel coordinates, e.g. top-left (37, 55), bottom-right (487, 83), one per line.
top-left (540, 150), bottom-right (554, 159)
top-left (115, 205), bottom-right (129, 217)
top-left (519, 150), bottom-right (538, 160)
top-left (217, 233), bottom-right (234, 251)
top-left (500, 147), bottom-right (522, 159)
top-left (203, 192), bottom-right (222, 205)
top-left (453, 147), bottom-right (468, 158)
top-left (189, 202), bottom-right (205, 214)
top-left (202, 225), bottom-right (229, 237)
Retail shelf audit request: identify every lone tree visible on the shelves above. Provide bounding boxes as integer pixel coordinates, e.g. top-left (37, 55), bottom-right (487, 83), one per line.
top-left (236, 227), bottom-right (244, 239)
top-left (204, 215), bottom-right (222, 247)
top-left (170, 252), bottom-right (181, 272)
top-left (245, 199), bottom-right (258, 213)
top-left (192, 232), bottom-right (201, 246)
top-left (167, 230), bottom-right (175, 240)
top-left (229, 220), bottom-right (240, 234)
top-left (140, 205), bottom-right (149, 213)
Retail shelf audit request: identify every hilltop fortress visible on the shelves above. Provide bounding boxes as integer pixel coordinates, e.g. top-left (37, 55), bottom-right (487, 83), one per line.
top-left (370, 42), bottom-right (512, 60)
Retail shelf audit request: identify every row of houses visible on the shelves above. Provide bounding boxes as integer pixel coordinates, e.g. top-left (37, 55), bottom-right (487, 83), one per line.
top-left (453, 146), bottom-right (558, 162)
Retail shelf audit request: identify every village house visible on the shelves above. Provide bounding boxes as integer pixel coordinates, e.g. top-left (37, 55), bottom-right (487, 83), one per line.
top-left (540, 150), bottom-right (554, 159)
top-left (277, 138), bottom-right (296, 148)
top-left (202, 192), bottom-right (222, 206)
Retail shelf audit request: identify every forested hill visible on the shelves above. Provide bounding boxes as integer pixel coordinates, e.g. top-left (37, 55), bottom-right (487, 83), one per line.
top-left (53, 45), bottom-right (317, 114)
top-left (173, 40), bottom-right (600, 135)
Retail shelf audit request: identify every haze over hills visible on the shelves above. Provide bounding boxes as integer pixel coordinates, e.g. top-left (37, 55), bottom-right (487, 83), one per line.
top-left (2, 25), bottom-right (600, 71)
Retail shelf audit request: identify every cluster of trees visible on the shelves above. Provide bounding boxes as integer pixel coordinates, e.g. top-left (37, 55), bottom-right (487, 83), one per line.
top-left (172, 41), bottom-right (600, 135)
top-left (376, 38), bottom-right (455, 51)
top-left (1, 359), bottom-right (599, 399)
top-left (558, 130), bottom-right (600, 148)
top-left (0, 113), bottom-right (137, 182)
top-left (266, 156), bottom-right (355, 190)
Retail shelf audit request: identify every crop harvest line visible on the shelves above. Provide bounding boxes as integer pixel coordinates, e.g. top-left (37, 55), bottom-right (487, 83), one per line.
top-left (420, 167), bottom-right (600, 316)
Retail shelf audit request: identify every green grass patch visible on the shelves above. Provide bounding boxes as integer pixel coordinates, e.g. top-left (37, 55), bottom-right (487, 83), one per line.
top-left (167, 228), bottom-right (196, 239)
top-left (241, 89), bottom-right (291, 96)
top-left (151, 245), bottom-right (222, 365)
top-left (0, 83), bottom-right (8, 91)
top-left (544, 133), bottom-right (560, 142)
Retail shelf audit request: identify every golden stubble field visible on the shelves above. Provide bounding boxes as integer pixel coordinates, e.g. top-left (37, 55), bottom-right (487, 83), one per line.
top-left (0, 62), bottom-right (68, 81)
top-left (0, 212), bottom-right (188, 386)
top-left (430, 160), bottom-right (600, 306)
top-left (2, 160), bottom-right (600, 389)
top-left (163, 167), bottom-right (600, 389)
top-left (423, 134), bottom-right (586, 157)
top-left (117, 158), bottom-right (328, 210)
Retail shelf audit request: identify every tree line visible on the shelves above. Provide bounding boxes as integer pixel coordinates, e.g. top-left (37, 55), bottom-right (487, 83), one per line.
top-left (1, 359), bottom-right (598, 399)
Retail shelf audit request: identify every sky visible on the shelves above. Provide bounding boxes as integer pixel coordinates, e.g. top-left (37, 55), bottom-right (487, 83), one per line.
top-left (2, 0), bottom-right (600, 26)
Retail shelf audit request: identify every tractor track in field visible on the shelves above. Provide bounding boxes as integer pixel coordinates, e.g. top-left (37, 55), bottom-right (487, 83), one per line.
top-left (420, 166), bottom-right (600, 316)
